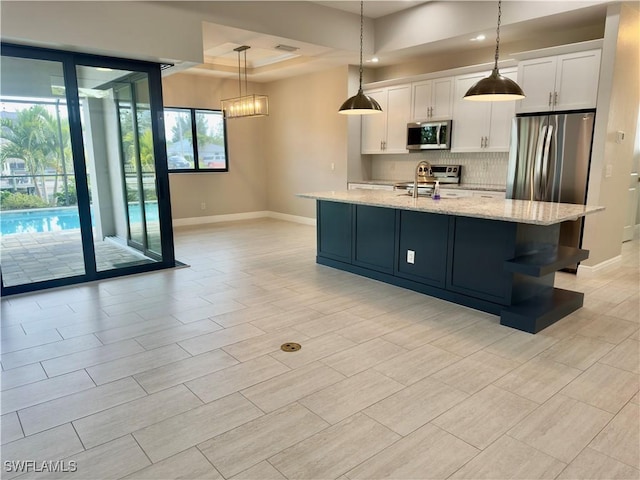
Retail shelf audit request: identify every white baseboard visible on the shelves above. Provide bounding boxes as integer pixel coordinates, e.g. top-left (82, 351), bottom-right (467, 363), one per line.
top-left (578, 254), bottom-right (622, 273)
top-left (173, 210), bottom-right (316, 228)
top-left (267, 211), bottom-right (316, 226)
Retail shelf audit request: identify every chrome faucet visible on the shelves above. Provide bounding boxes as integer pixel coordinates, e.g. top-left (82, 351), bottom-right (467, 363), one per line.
top-left (413, 160), bottom-right (433, 198)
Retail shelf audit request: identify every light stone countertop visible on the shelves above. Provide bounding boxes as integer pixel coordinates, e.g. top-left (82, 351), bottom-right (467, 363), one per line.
top-left (298, 190), bottom-right (604, 226)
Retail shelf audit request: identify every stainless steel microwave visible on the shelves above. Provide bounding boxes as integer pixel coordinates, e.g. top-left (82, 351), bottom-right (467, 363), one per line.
top-left (407, 120), bottom-right (452, 150)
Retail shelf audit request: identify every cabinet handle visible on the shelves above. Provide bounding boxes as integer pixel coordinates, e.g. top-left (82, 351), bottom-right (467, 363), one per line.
top-left (548, 92), bottom-right (553, 107)
top-left (429, 106), bottom-right (433, 117)
top-left (485, 136), bottom-right (489, 148)
top-left (554, 92), bottom-right (558, 106)
top-left (380, 140), bottom-right (383, 150)
top-left (480, 137), bottom-right (484, 148)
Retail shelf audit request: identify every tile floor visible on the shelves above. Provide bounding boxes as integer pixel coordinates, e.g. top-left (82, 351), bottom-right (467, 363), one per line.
top-left (0, 218), bottom-right (638, 479)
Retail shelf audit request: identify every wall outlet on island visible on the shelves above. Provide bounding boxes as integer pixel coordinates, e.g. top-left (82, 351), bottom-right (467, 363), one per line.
top-left (200, 202), bottom-right (206, 210)
top-left (407, 250), bottom-right (415, 264)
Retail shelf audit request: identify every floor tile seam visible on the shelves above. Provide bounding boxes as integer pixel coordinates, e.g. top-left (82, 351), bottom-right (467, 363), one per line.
top-left (0, 363), bottom-right (49, 390)
top-left (1, 370), bottom-right (97, 416)
top-left (505, 393), bottom-right (616, 465)
top-left (588, 440), bottom-right (640, 471)
top-left (482, 334), bottom-right (562, 366)
top-left (1, 332), bottom-right (106, 363)
top-left (55, 312), bottom-right (149, 339)
top-left (193, 444), bottom-right (226, 478)
top-left (542, 334), bottom-right (618, 370)
top-left (40, 340), bottom-right (150, 378)
top-left (596, 354), bottom-right (640, 375)
top-left (0, 333), bottom-right (67, 355)
top-left (563, 360), bottom-right (640, 408)
top-left (356, 413), bottom-right (481, 479)
top-left (16, 376), bottom-right (149, 436)
top-left (74, 390), bottom-right (207, 452)
top-left (197, 401), bottom-right (335, 478)
top-left (266, 412), bottom-right (402, 480)
top-left (2, 420), bottom-right (86, 453)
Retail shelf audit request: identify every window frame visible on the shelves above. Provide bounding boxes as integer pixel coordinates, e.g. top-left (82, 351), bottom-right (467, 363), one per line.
top-left (164, 107), bottom-right (229, 173)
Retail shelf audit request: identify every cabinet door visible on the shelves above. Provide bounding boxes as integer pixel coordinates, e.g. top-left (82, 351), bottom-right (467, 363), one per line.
top-left (353, 205), bottom-right (396, 274)
top-left (516, 57), bottom-right (557, 114)
top-left (411, 80), bottom-right (432, 121)
top-left (385, 85), bottom-right (411, 153)
top-left (317, 201), bottom-right (352, 263)
top-left (431, 77), bottom-right (454, 119)
top-left (397, 210), bottom-right (449, 287)
top-left (486, 69), bottom-right (517, 152)
top-left (361, 89), bottom-right (387, 154)
top-left (555, 50), bottom-right (601, 110)
top-left (451, 72), bottom-right (492, 152)
top-left (471, 191), bottom-right (505, 200)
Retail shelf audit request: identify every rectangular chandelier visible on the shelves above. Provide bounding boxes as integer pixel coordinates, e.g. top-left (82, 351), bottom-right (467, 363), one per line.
top-left (221, 45), bottom-right (269, 119)
top-left (221, 94), bottom-right (269, 119)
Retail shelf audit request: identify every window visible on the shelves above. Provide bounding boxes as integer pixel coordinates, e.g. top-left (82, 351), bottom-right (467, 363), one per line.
top-left (164, 107), bottom-right (228, 172)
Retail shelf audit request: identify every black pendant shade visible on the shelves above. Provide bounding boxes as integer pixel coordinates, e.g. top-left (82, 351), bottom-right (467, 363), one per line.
top-left (339, 88), bottom-right (383, 115)
top-left (339, 1), bottom-right (383, 115)
top-left (464, 68), bottom-right (525, 102)
top-left (464, 0), bottom-right (525, 102)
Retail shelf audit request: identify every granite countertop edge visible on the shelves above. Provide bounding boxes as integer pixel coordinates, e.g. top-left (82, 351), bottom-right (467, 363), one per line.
top-left (298, 190), bottom-right (605, 226)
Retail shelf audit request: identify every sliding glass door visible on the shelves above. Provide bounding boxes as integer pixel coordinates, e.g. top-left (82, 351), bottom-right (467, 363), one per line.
top-left (1, 44), bottom-right (174, 295)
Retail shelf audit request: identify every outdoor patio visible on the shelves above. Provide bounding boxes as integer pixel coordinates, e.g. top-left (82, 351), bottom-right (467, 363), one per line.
top-left (1, 230), bottom-right (155, 287)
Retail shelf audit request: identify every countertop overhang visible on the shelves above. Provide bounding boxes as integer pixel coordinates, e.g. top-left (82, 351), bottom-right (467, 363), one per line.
top-left (298, 190), bottom-right (604, 226)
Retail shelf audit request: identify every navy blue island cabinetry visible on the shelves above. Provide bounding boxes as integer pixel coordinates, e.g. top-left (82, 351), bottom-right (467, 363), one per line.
top-left (310, 192), bottom-right (604, 334)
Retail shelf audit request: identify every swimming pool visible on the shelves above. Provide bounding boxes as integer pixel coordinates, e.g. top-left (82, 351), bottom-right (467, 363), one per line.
top-left (0, 204), bottom-right (159, 235)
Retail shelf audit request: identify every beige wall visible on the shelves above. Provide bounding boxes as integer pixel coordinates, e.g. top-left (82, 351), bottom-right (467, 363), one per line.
top-left (583, 2), bottom-right (640, 265)
top-left (162, 74), bottom-right (268, 220)
top-left (264, 66), bottom-right (350, 218)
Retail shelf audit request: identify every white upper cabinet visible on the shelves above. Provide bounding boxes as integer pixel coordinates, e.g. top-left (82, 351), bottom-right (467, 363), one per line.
top-left (362, 84), bottom-right (411, 154)
top-left (516, 49), bottom-right (601, 113)
top-left (451, 68), bottom-right (517, 153)
top-left (411, 77), bottom-right (453, 121)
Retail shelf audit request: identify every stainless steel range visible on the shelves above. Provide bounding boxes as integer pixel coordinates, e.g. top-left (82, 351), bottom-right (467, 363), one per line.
top-left (395, 164), bottom-right (462, 196)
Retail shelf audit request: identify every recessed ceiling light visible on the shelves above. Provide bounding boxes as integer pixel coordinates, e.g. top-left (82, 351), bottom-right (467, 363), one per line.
top-left (366, 57), bottom-right (379, 63)
top-left (96, 67), bottom-right (113, 72)
top-left (470, 34), bottom-right (486, 42)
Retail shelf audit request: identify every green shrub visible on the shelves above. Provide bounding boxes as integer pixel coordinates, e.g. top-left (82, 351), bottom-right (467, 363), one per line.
top-left (0, 192), bottom-right (48, 210)
top-left (55, 183), bottom-right (78, 206)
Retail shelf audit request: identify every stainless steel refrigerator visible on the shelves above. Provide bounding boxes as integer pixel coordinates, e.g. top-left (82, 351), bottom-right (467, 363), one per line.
top-left (506, 111), bottom-right (595, 272)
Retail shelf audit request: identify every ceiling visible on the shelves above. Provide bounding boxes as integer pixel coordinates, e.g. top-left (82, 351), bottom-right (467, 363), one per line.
top-left (183, 1), bottom-right (609, 83)
top-left (313, 1), bottom-right (430, 18)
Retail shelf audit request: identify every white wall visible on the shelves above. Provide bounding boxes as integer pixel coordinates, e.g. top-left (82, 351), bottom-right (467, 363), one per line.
top-left (583, 2), bottom-right (640, 265)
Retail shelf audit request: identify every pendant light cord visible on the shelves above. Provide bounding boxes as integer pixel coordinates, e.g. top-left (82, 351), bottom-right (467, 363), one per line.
top-left (237, 49), bottom-right (242, 97)
top-left (358, 0), bottom-right (364, 92)
top-left (244, 49), bottom-right (249, 98)
top-left (493, 0), bottom-right (502, 70)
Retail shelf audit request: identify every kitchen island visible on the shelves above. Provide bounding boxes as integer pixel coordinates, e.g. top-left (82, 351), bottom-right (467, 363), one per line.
top-left (299, 190), bottom-right (604, 333)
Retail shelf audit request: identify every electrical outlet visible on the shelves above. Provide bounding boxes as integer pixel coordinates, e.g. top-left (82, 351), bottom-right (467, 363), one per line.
top-left (407, 250), bottom-right (415, 264)
top-left (331, 162), bottom-right (335, 171)
top-left (605, 164), bottom-right (613, 178)
top-left (200, 202), bottom-right (206, 210)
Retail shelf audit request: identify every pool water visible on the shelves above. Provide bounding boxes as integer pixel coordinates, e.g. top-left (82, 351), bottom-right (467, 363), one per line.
top-left (0, 204), bottom-right (159, 235)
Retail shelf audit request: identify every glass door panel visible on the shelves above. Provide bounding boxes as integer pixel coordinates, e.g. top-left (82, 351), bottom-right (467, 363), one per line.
top-left (75, 66), bottom-right (161, 271)
top-left (0, 56), bottom-right (86, 287)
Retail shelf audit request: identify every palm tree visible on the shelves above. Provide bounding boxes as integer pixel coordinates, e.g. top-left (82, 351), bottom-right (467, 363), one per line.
top-left (0, 105), bottom-right (61, 203)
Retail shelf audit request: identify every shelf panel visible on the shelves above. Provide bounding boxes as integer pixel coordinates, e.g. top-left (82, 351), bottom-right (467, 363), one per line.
top-left (500, 287), bottom-right (584, 333)
top-left (505, 246), bottom-right (589, 277)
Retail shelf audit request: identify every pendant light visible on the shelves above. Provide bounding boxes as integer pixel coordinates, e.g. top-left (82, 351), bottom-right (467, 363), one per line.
top-left (339, 0), bottom-right (383, 115)
top-left (221, 46), bottom-right (269, 118)
top-left (464, 0), bottom-right (525, 102)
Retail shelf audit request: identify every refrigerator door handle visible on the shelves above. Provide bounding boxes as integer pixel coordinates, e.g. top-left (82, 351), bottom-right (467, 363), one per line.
top-left (541, 125), bottom-right (554, 199)
top-left (532, 125), bottom-right (547, 200)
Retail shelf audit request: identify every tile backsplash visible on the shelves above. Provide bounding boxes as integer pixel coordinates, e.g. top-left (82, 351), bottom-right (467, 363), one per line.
top-left (370, 151), bottom-right (509, 188)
